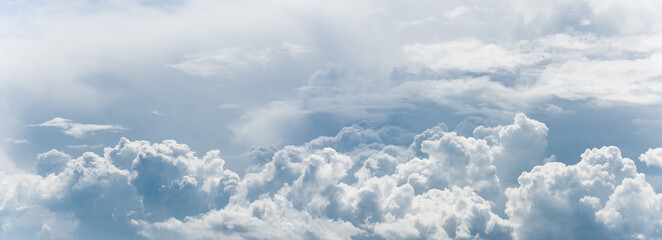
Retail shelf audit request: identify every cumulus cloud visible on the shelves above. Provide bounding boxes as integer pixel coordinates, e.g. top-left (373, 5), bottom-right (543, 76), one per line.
top-left (3, 0), bottom-right (662, 239)
top-left (640, 148), bottom-right (662, 168)
top-left (5, 114), bottom-right (661, 239)
top-left (1, 137), bottom-right (239, 239)
top-left (35, 117), bottom-right (125, 138)
top-left (505, 146), bottom-right (661, 239)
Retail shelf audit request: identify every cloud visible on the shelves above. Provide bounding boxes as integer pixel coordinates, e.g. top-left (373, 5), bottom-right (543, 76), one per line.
top-left (403, 39), bottom-right (535, 73)
top-left (393, 17), bottom-right (436, 29)
top-left (595, 176), bottom-right (662, 239)
top-left (168, 48), bottom-right (273, 78)
top-left (640, 148), bottom-right (662, 168)
top-left (3, 114), bottom-right (662, 239)
top-left (443, 6), bottom-right (475, 19)
top-left (35, 117), bottom-right (125, 138)
top-left (1, 137), bottom-right (239, 239)
top-left (3, 1), bottom-right (662, 239)
top-left (150, 110), bottom-right (164, 116)
top-left (67, 144), bottom-right (104, 149)
top-left (373, 186), bottom-right (513, 239)
top-left (36, 149), bottom-right (71, 176)
top-left (504, 146), bottom-right (659, 239)
top-left (218, 103), bottom-right (240, 110)
top-left (4, 138), bottom-right (28, 144)
top-left (230, 101), bottom-right (308, 146)
top-left (280, 41), bottom-right (311, 57)
top-left (536, 54), bottom-right (662, 106)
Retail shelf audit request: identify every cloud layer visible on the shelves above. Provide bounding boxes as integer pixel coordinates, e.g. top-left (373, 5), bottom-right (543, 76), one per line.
top-left (2, 114), bottom-right (661, 239)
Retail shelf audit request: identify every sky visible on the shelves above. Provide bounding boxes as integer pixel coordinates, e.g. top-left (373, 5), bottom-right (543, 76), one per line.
top-left (2, 0), bottom-right (662, 239)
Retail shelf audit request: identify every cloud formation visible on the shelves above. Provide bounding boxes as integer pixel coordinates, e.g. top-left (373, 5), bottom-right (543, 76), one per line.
top-left (3, 114), bottom-right (661, 239)
top-left (2, 0), bottom-right (662, 239)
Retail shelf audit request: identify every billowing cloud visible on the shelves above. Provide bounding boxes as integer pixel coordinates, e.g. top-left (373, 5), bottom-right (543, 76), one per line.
top-left (3, 0), bottom-right (662, 239)
top-left (640, 148), bottom-right (662, 168)
top-left (3, 114), bottom-right (661, 239)
top-left (505, 145), bottom-right (662, 239)
top-left (35, 117), bottom-right (125, 138)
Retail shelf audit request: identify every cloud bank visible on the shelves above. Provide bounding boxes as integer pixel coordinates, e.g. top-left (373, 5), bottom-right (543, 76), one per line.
top-left (2, 114), bottom-right (661, 239)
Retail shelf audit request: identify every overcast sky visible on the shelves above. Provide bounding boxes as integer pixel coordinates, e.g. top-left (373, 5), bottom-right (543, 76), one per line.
top-left (2, 0), bottom-right (662, 239)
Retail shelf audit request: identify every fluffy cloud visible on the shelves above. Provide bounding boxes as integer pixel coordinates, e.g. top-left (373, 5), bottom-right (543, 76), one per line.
top-left (640, 148), bottom-right (662, 168)
top-left (1, 137), bottom-right (238, 239)
top-left (3, 1), bottom-right (662, 238)
top-left (373, 186), bottom-right (513, 239)
top-left (2, 114), bottom-right (662, 239)
top-left (505, 146), bottom-right (661, 239)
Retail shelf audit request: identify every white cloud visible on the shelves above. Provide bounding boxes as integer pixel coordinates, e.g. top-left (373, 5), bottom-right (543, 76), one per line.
top-left (3, 114), bottom-right (662, 239)
top-left (150, 110), bottom-right (164, 116)
top-left (536, 54), bottom-right (662, 106)
top-left (3, 0), bottom-right (662, 239)
top-left (133, 195), bottom-right (363, 240)
top-left (35, 117), bottom-right (125, 138)
top-left (640, 148), bottom-right (662, 168)
top-left (403, 39), bottom-right (536, 73)
top-left (373, 186), bottom-right (513, 239)
top-left (1, 137), bottom-right (240, 239)
top-left (504, 146), bottom-right (654, 239)
top-left (595, 176), bottom-right (662, 239)
top-left (36, 149), bottom-right (71, 176)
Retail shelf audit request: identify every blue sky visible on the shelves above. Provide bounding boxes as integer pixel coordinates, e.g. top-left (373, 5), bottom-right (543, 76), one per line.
top-left (2, 0), bottom-right (662, 239)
